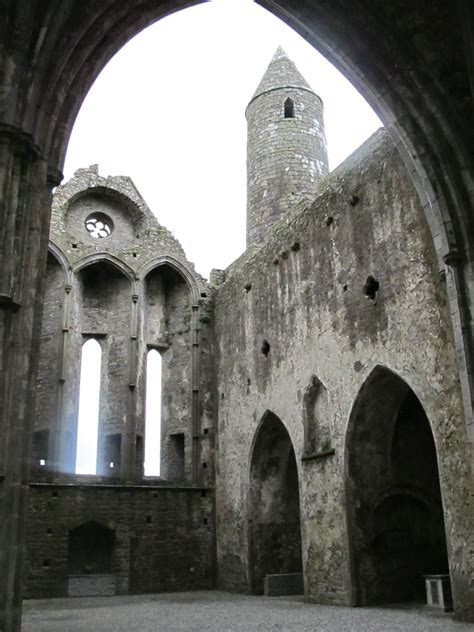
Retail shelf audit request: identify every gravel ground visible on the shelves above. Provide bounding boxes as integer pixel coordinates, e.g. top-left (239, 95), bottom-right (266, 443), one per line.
top-left (22, 590), bottom-right (474, 631)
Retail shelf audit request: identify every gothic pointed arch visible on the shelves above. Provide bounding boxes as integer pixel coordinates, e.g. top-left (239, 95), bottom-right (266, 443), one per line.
top-left (344, 365), bottom-right (449, 605)
top-left (248, 410), bottom-right (302, 594)
top-left (142, 259), bottom-right (196, 482)
top-left (73, 253), bottom-right (136, 286)
top-left (48, 242), bottom-right (71, 281)
top-left (72, 256), bottom-right (135, 479)
top-left (140, 255), bottom-right (204, 304)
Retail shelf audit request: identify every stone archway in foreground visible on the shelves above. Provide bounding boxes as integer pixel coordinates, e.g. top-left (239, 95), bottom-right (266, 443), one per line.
top-left (1, 2), bottom-right (473, 629)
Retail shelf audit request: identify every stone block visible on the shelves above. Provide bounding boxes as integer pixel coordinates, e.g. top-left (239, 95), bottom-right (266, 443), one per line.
top-left (264, 573), bottom-right (304, 596)
top-left (424, 574), bottom-right (453, 611)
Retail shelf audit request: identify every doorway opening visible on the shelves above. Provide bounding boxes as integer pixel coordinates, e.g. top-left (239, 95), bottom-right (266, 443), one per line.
top-left (249, 411), bottom-right (302, 594)
top-left (345, 366), bottom-right (449, 604)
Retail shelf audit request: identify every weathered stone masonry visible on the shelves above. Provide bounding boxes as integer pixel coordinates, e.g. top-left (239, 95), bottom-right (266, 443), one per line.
top-left (2, 1), bottom-right (474, 628)
top-left (215, 126), bottom-right (473, 612)
top-left (24, 49), bottom-right (473, 622)
top-left (26, 164), bottom-right (216, 598)
top-left (246, 47), bottom-right (328, 247)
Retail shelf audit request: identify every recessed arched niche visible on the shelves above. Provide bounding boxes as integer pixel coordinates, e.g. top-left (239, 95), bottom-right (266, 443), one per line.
top-left (77, 260), bottom-right (131, 332)
top-left (67, 521), bottom-right (116, 597)
top-left (65, 188), bottom-right (146, 248)
top-left (68, 521), bottom-right (115, 575)
top-left (74, 260), bottom-right (132, 477)
top-left (143, 264), bottom-right (192, 482)
top-left (345, 366), bottom-right (449, 605)
top-left (248, 411), bottom-right (302, 594)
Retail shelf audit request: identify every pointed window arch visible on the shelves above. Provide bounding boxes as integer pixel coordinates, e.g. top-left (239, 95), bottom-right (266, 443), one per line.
top-left (75, 339), bottom-right (102, 474)
top-left (284, 97), bottom-right (295, 118)
top-left (144, 349), bottom-right (162, 476)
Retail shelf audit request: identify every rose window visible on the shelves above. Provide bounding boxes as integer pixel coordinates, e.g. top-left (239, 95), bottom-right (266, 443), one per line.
top-left (84, 213), bottom-right (113, 239)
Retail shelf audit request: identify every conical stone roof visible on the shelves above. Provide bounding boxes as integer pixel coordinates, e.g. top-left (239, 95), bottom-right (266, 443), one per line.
top-left (249, 46), bottom-right (315, 104)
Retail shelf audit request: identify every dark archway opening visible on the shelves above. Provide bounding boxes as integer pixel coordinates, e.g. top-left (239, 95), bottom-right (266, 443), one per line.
top-left (249, 411), bottom-right (302, 594)
top-left (346, 367), bottom-right (449, 605)
top-left (68, 521), bottom-right (115, 575)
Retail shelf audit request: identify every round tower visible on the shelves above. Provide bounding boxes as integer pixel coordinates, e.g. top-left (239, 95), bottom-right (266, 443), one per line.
top-left (246, 47), bottom-right (329, 247)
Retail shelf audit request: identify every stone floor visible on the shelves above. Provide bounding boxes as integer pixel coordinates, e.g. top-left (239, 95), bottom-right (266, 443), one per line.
top-left (22, 591), bottom-right (474, 631)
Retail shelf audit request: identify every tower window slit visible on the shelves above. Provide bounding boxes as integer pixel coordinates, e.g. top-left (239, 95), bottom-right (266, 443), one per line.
top-left (284, 97), bottom-right (295, 118)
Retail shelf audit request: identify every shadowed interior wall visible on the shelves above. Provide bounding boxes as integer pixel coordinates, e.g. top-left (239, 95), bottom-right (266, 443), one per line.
top-left (144, 266), bottom-right (192, 482)
top-left (33, 252), bottom-right (64, 472)
top-left (76, 262), bottom-right (131, 477)
top-left (25, 485), bottom-right (214, 598)
top-left (68, 521), bottom-right (115, 574)
top-left (346, 367), bottom-right (449, 605)
top-left (249, 412), bottom-right (302, 594)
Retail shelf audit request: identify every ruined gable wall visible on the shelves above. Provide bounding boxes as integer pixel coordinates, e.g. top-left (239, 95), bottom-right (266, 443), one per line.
top-left (26, 167), bottom-right (218, 598)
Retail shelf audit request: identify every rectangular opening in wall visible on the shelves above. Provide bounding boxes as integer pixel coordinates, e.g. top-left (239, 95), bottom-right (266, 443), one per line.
top-left (64, 431), bottom-right (75, 474)
top-left (76, 338), bottom-right (102, 474)
top-left (104, 434), bottom-right (121, 477)
top-left (136, 435), bottom-right (144, 478)
top-left (32, 430), bottom-right (49, 468)
top-left (168, 433), bottom-right (185, 481)
top-left (144, 349), bottom-right (162, 477)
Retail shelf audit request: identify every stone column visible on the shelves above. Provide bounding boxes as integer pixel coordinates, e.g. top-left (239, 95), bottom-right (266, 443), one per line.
top-left (121, 291), bottom-right (139, 481)
top-left (191, 303), bottom-right (201, 484)
top-left (0, 128), bottom-right (56, 632)
top-left (49, 282), bottom-right (72, 475)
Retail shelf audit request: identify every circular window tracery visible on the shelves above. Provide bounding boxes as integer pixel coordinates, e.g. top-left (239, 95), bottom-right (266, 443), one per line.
top-left (85, 213), bottom-right (114, 239)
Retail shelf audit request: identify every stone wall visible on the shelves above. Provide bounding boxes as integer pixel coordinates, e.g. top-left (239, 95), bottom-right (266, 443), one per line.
top-left (51, 166), bottom-right (187, 266)
top-left (26, 165), bottom-right (218, 600)
top-left (31, 165), bottom-right (214, 482)
top-left (77, 261), bottom-right (132, 476)
top-left (24, 483), bottom-right (214, 598)
top-left (214, 130), bottom-right (472, 612)
top-left (26, 134), bottom-right (473, 616)
top-left (33, 254), bottom-right (64, 469)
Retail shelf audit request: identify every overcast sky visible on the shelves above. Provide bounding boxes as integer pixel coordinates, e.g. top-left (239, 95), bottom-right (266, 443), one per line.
top-left (64, 0), bottom-right (381, 279)
top-left (68, 0), bottom-right (382, 474)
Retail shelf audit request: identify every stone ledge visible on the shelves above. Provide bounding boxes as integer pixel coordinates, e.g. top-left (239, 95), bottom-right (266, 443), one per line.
top-left (301, 448), bottom-right (335, 462)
